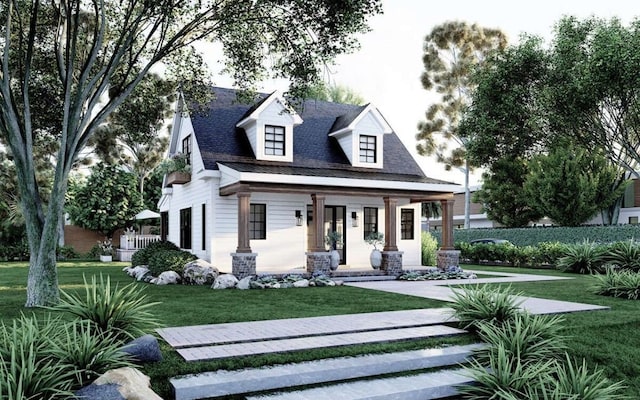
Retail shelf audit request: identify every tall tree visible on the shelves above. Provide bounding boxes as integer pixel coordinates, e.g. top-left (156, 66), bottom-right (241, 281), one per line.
top-left (416, 21), bottom-right (507, 229)
top-left (305, 82), bottom-right (366, 105)
top-left (473, 158), bottom-right (543, 228)
top-left (0, 0), bottom-right (382, 306)
top-left (523, 144), bottom-right (626, 226)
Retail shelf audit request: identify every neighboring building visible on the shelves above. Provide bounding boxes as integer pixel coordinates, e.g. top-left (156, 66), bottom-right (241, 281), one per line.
top-left (158, 87), bottom-right (461, 275)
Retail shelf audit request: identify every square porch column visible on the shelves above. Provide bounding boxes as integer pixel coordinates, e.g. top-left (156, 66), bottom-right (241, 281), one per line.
top-left (437, 198), bottom-right (460, 270)
top-left (306, 194), bottom-right (331, 275)
top-left (232, 191), bottom-right (256, 277)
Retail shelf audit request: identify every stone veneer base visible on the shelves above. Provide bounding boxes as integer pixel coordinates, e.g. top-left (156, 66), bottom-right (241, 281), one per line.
top-left (436, 250), bottom-right (461, 271)
top-left (231, 253), bottom-right (257, 279)
top-left (306, 252), bottom-right (331, 276)
top-left (381, 251), bottom-right (404, 276)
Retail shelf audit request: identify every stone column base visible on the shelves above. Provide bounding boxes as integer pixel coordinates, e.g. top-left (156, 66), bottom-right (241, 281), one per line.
top-left (231, 253), bottom-right (257, 279)
top-left (306, 252), bottom-right (331, 276)
top-left (437, 250), bottom-right (461, 271)
top-left (381, 251), bottom-right (403, 276)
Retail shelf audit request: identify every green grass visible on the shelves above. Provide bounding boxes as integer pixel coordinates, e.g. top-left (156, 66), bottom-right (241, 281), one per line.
top-left (3, 261), bottom-right (639, 398)
top-left (465, 264), bottom-right (640, 397)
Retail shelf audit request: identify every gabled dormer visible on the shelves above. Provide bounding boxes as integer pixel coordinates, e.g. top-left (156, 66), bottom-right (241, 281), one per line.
top-left (236, 91), bottom-right (303, 163)
top-left (329, 104), bottom-right (392, 169)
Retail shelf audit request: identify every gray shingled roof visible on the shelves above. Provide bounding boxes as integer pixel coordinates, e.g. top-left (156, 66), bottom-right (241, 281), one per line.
top-left (190, 87), bottom-right (452, 185)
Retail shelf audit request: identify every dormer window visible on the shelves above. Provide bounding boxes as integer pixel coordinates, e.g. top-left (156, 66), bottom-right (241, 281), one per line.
top-left (265, 125), bottom-right (285, 156)
top-left (359, 135), bottom-right (377, 163)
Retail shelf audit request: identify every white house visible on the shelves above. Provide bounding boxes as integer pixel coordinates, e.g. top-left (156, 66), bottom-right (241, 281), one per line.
top-left (158, 87), bottom-right (461, 277)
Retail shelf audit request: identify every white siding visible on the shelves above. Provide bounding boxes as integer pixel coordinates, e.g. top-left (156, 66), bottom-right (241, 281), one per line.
top-left (336, 134), bottom-right (353, 164)
top-left (352, 112), bottom-right (384, 169)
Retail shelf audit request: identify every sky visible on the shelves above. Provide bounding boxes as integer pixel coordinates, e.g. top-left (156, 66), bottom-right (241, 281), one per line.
top-left (210, 0), bottom-right (638, 186)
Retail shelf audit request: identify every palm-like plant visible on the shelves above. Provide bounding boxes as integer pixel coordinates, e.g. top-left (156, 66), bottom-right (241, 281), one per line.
top-left (556, 240), bottom-right (606, 274)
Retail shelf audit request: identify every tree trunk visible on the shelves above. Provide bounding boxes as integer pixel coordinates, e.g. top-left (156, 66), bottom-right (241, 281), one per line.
top-left (464, 160), bottom-right (470, 230)
top-left (601, 196), bottom-right (622, 226)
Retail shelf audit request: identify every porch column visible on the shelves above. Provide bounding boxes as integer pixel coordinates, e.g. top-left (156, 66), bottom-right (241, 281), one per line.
top-left (437, 198), bottom-right (460, 270)
top-left (306, 194), bottom-right (331, 275)
top-left (381, 197), bottom-right (403, 276)
top-left (383, 197), bottom-right (398, 251)
top-left (311, 194), bottom-right (326, 252)
top-left (236, 191), bottom-right (252, 253)
top-left (440, 199), bottom-right (454, 250)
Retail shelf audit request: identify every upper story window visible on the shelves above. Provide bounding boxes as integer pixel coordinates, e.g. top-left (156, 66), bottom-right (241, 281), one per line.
top-left (182, 135), bottom-right (192, 165)
top-left (265, 125), bottom-right (285, 156)
top-left (359, 135), bottom-right (376, 163)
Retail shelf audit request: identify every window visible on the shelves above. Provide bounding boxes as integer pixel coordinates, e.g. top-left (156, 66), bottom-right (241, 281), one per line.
top-left (182, 135), bottom-right (192, 165)
top-left (359, 135), bottom-right (376, 163)
top-left (250, 203), bottom-right (266, 240)
top-left (363, 207), bottom-right (378, 239)
top-left (265, 125), bottom-right (285, 156)
top-left (201, 204), bottom-right (206, 250)
top-left (630, 216), bottom-right (639, 225)
top-left (401, 209), bottom-right (414, 240)
top-left (180, 208), bottom-right (192, 249)
top-left (160, 212), bottom-right (168, 241)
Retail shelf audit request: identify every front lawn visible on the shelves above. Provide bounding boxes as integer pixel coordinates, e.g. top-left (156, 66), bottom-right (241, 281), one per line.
top-left (2, 261), bottom-right (639, 398)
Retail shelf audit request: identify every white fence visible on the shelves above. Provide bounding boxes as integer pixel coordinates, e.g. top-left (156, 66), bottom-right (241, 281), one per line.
top-left (119, 234), bottom-right (161, 250)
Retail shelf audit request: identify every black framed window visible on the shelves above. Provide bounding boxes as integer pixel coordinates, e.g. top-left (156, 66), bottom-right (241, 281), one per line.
top-left (250, 203), bottom-right (266, 240)
top-left (265, 125), bottom-right (285, 156)
top-left (201, 204), bottom-right (206, 250)
top-left (359, 135), bottom-right (376, 163)
top-left (363, 207), bottom-right (378, 239)
top-left (160, 211), bottom-right (168, 241)
top-left (401, 208), bottom-right (414, 240)
top-left (181, 135), bottom-right (192, 165)
top-left (180, 207), bottom-right (192, 249)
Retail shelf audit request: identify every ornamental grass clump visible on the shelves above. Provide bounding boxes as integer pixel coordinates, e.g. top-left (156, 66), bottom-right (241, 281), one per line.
top-left (449, 285), bottom-right (523, 330)
top-left (556, 240), bottom-right (606, 274)
top-left (592, 269), bottom-right (640, 300)
top-left (603, 240), bottom-right (640, 272)
top-left (50, 274), bottom-right (162, 343)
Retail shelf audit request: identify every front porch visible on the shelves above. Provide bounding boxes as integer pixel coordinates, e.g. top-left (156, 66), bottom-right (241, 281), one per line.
top-left (116, 234), bottom-right (161, 261)
top-left (221, 182), bottom-right (460, 278)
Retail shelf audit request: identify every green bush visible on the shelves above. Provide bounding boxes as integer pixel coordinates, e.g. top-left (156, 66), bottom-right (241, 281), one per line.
top-left (534, 241), bottom-right (568, 265)
top-left (50, 274), bottom-right (162, 343)
top-left (449, 285), bottom-right (523, 330)
top-left (57, 245), bottom-right (79, 260)
top-left (602, 240), bottom-right (640, 271)
top-left (592, 269), bottom-right (640, 300)
top-left (421, 231), bottom-right (438, 266)
top-left (131, 240), bottom-right (179, 267)
top-left (50, 320), bottom-right (133, 387)
top-left (556, 240), bottom-right (606, 274)
top-left (147, 249), bottom-right (197, 276)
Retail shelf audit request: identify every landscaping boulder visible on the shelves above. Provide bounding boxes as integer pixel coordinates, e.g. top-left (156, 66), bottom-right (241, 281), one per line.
top-left (133, 266), bottom-right (150, 281)
top-left (121, 334), bottom-right (162, 363)
top-left (237, 275), bottom-right (254, 290)
top-left (293, 279), bottom-right (310, 288)
top-left (156, 270), bottom-right (181, 285)
top-left (83, 367), bottom-right (162, 400)
top-left (212, 274), bottom-right (239, 289)
top-left (183, 260), bottom-right (219, 285)
top-left (75, 383), bottom-right (125, 400)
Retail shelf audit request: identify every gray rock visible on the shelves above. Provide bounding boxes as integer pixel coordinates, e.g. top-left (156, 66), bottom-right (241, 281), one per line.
top-left (237, 276), bottom-right (254, 290)
top-left (121, 334), bottom-right (162, 363)
top-left (156, 270), bottom-right (181, 285)
top-left (183, 260), bottom-right (219, 285)
top-left (212, 274), bottom-right (239, 289)
top-left (75, 383), bottom-right (125, 400)
top-left (129, 266), bottom-right (150, 281)
top-left (250, 281), bottom-right (266, 289)
top-left (293, 279), bottom-right (310, 288)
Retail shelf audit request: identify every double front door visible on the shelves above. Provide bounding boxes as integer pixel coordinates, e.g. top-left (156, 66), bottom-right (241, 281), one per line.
top-left (307, 205), bottom-right (346, 264)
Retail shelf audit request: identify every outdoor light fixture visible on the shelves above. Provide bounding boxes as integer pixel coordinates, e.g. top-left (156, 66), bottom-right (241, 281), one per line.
top-left (295, 210), bottom-right (303, 226)
top-left (351, 211), bottom-right (359, 227)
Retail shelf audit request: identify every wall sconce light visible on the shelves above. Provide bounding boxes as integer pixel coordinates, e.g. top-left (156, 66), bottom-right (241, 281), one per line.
top-left (295, 210), bottom-right (303, 226)
top-left (351, 211), bottom-right (359, 227)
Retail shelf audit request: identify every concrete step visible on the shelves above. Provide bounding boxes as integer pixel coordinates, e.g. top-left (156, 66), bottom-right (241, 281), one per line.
top-left (177, 325), bottom-right (467, 362)
top-left (245, 368), bottom-right (472, 400)
top-left (172, 344), bottom-right (481, 400)
top-left (335, 275), bottom-right (398, 282)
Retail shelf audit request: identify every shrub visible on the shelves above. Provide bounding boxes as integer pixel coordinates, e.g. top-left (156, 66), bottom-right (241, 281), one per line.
top-left (534, 241), bottom-right (568, 265)
top-left (551, 356), bottom-right (626, 400)
top-left (449, 285), bottom-right (523, 330)
top-left (0, 315), bottom-right (75, 399)
top-left (50, 320), bottom-right (133, 388)
top-left (50, 274), bottom-right (162, 343)
top-left (556, 240), bottom-right (605, 274)
top-left (57, 245), bottom-right (79, 260)
top-left (602, 240), bottom-right (640, 271)
top-left (131, 240), bottom-right (179, 267)
top-left (421, 231), bottom-right (438, 266)
top-left (147, 249), bottom-right (197, 276)
top-left (592, 269), bottom-right (640, 300)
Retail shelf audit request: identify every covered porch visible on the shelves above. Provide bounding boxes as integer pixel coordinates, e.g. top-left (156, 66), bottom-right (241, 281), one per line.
top-left (220, 181), bottom-right (459, 278)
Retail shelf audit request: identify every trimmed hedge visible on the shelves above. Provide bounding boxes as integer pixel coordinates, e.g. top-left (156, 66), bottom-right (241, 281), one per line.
top-left (432, 225), bottom-right (640, 246)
